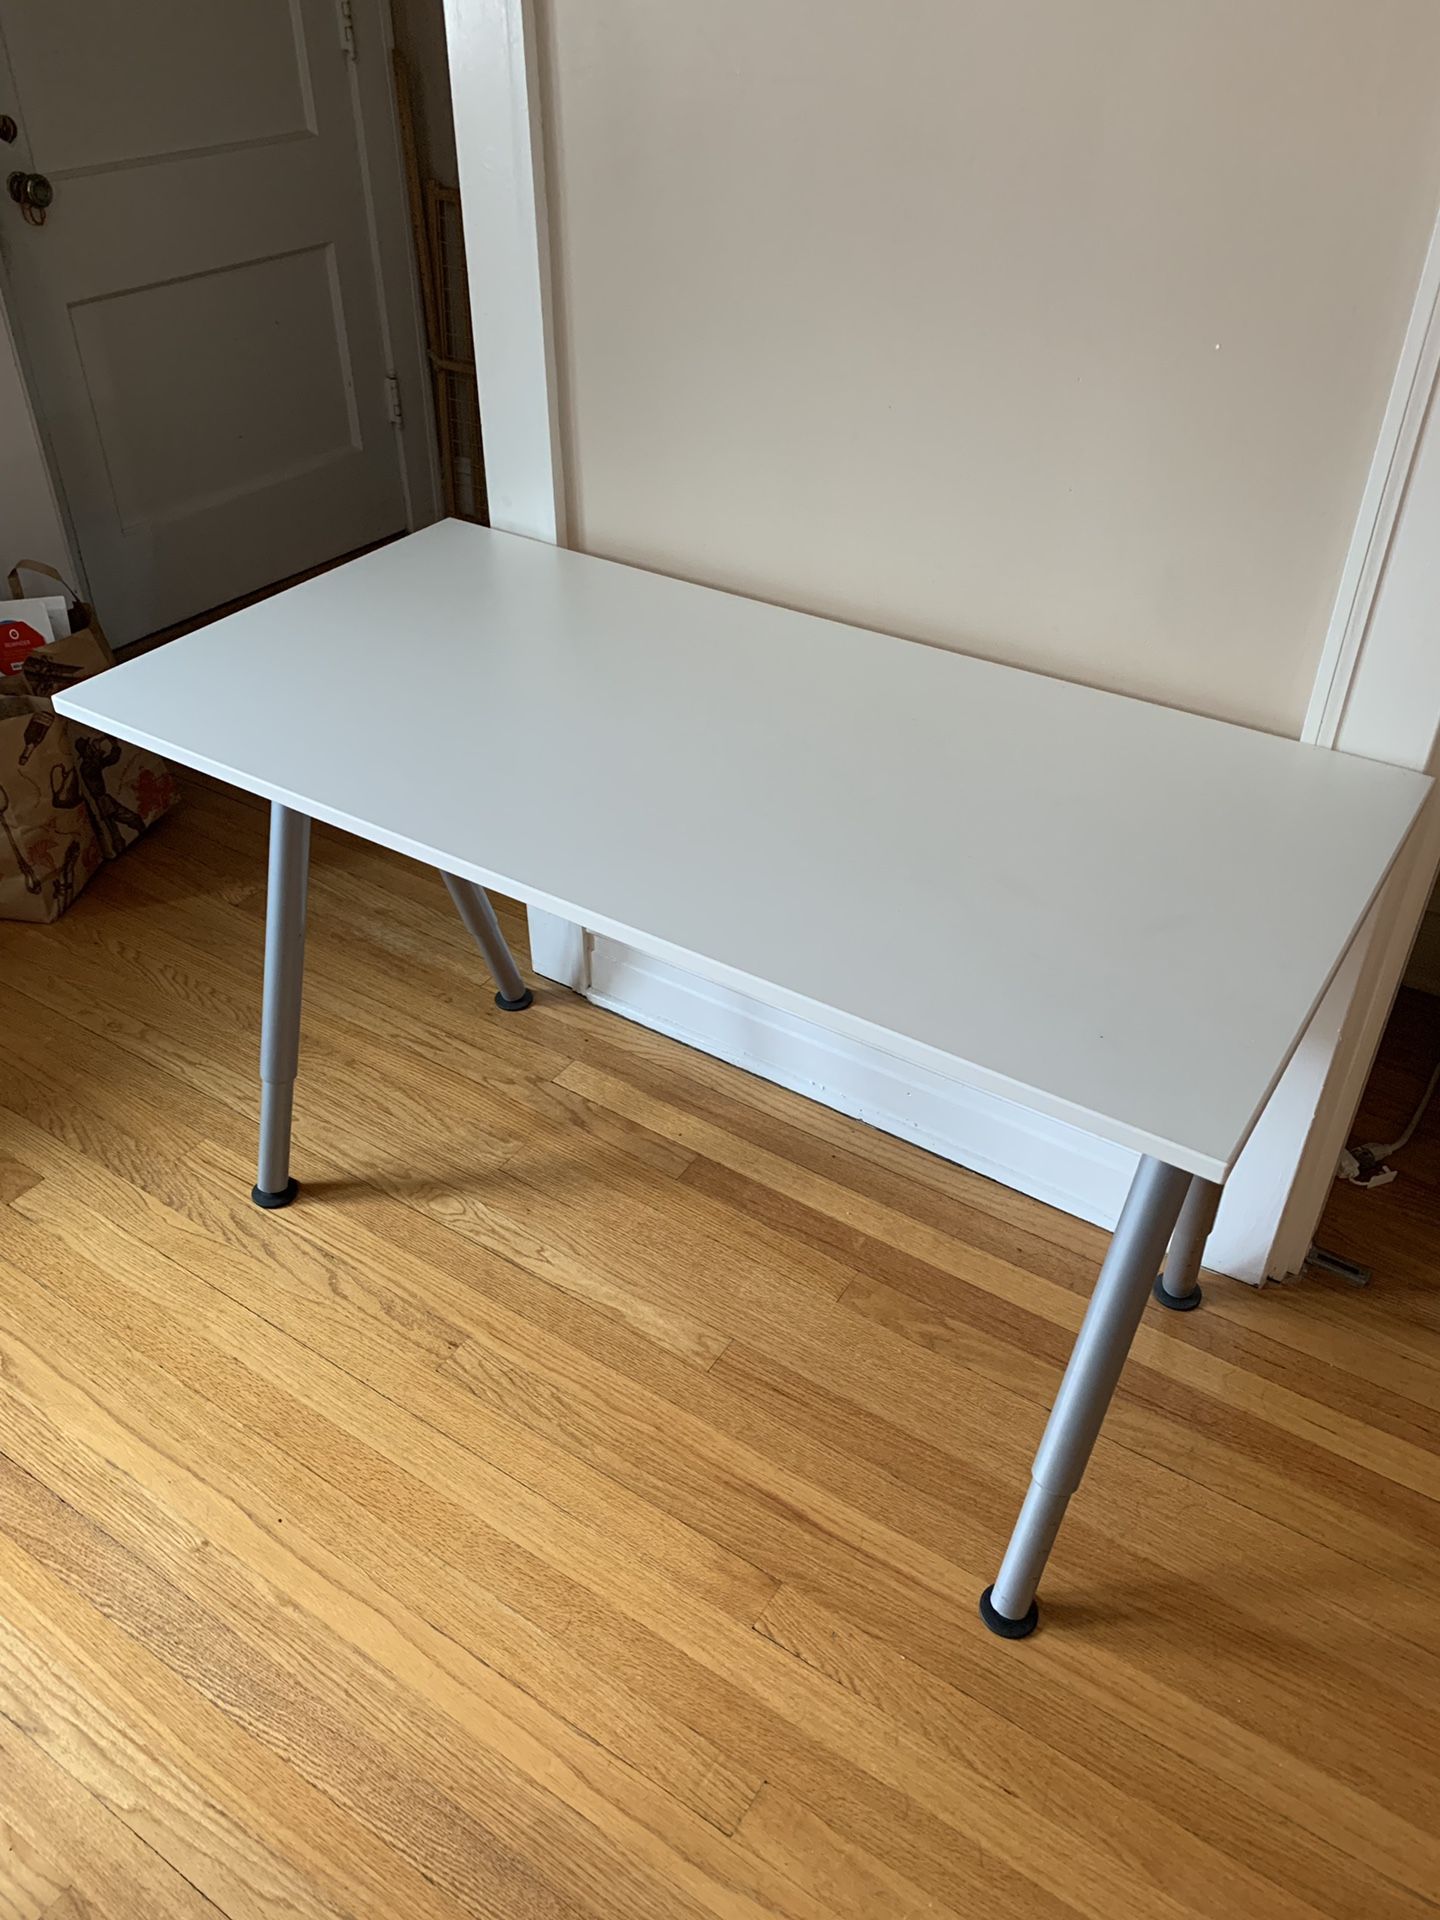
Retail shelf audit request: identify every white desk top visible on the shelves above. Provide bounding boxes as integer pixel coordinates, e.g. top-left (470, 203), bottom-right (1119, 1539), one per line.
top-left (58, 520), bottom-right (1429, 1181)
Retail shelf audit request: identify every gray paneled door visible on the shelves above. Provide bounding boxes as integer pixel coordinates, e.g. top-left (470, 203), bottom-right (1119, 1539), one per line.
top-left (0, 0), bottom-right (412, 642)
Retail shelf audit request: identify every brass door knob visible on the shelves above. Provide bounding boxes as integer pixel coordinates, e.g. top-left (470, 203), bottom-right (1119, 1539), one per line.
top-left (7, 171), bottom-right (52, 224)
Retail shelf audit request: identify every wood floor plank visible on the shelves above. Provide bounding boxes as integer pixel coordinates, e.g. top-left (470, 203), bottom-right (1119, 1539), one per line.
top-left (0, 1116), bottom-right (775, 1627)
top-left (262, 1156), bottom-right (1440, 1672)
top-left (518, 1132), bottom-right (1440, 1689)
top-left (0, 1530), bottom-right (477, 1920)
top-left (752, 1586), bottom-right (1427, 1920)
top-left (0, 1819), bottom-right (70, 1920)
top-left (570, 1021), bottom-right (1440, 1406)
top-left (0, 1215), bottom-right (775, 1847)
top-left (21, 1112), bottom-right (1421, 1920)
top-left (0, 1449), bottom-right (771, 1920)
top-left (561, 1061), bottom-right (1440, 1594)
top-left (837, 1276), bottom-right (1440, 1656)
top-left (2, 782), bottom-right (1439, 1919)
top-left (563, 1060), bottom-right (1440, 1487)
top-left (8, 1028), bottom-right (1440, 1864)
top-left (0, 1717), bottom-right (225, 1920)
top-left (0, 1211), bottom-right (1068, 1920)
top-left (1, 893), bottom-right (712, 1362)
top-left (733, 1785), bottom-right (955, 1920)
top-left (0, 1213), bottom-right (1397, 1920)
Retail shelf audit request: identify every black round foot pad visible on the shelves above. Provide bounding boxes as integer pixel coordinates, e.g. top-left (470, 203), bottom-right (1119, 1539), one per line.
top-left (495, 987), bottom-right (535, 1011)
top-left (979, 1585), bottom-right (1040, 1639)
top-left (252, 1178), bottom-right (299, 1210)
top-left (1152, 1274), bottom-right (1203, 1312)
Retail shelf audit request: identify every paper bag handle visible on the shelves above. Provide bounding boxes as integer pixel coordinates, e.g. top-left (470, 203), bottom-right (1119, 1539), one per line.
top-left (7, 559), bottom-right (82, 604)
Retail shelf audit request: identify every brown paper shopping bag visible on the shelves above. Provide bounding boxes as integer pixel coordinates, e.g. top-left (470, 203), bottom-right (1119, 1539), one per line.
top-left (69, 718), bottom-right (181, 860)
top-left (0, 584), bottom-right (178, 919)
top-left (15, 624), bottom-right (179, 858)
top-left (0, 693), bottom-right (104, 922)
top-left (6, 559), bottom-right (114, 667)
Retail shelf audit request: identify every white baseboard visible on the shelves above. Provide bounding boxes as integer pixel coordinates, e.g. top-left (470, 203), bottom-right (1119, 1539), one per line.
top-left (587, 936), bottom-right (1145, 1228)
top-left (526, 913), bottom-right (1275, 1279)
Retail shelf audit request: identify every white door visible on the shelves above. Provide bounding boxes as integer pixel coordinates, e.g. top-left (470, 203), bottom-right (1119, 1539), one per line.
top-left (0, 0), bottom-right (412, 643)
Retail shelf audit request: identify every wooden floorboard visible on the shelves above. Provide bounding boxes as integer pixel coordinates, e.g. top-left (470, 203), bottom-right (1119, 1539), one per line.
top-left (2, 780), bottom-right (1439, 1918)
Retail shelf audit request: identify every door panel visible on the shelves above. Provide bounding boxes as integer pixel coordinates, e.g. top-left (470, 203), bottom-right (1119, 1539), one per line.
top-left (72, 246), bottom-right (360, 528)
top-left (3, 0), bottom-right (316, 170)
top-left (0, 0), bottom-right (408, 642)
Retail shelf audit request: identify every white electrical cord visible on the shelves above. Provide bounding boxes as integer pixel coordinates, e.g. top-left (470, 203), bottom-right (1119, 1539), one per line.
top-left (1359, 1056), bottom-right (1440, 1162)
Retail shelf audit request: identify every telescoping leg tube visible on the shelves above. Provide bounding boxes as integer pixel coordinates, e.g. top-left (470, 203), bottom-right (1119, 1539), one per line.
top-left (252, 804), bottom-right (311, 1209)
top-left (442, 873), bottom-right (534, 1010)
top-left (1152, 1174), bottom-right (1221, 1312)
top-left (980, 1155), bottom-right (1192, 1638)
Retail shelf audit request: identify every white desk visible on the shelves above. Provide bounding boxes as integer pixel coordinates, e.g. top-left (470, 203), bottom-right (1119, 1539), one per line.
top-left (58, 520), bottom-right (1430, 1638)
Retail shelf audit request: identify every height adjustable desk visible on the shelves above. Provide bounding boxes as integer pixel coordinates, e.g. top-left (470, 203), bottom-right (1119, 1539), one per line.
top-left (57, 520), bottom-right (1430, 1638)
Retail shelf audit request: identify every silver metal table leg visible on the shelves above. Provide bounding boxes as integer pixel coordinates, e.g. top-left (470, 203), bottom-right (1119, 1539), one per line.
top-left (442, 873), bottom-right (534, 1010)
top-left (980, 1154), bottom-right (1191, 1637)
top-left (1153, 1174), bottom-right (1221, 1312)
top-left (252, 803), bottom-right (310, 1209)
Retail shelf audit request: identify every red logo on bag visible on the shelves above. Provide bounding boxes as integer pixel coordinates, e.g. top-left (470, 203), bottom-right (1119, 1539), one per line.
top-left (135, 766), bottom-right (179, 819)
top-left (0, 619), bottom-right (48, 676)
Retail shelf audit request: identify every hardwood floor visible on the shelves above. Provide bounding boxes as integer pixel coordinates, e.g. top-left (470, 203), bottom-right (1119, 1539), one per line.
top-left (2, 779), bottom-right (1438, 1920)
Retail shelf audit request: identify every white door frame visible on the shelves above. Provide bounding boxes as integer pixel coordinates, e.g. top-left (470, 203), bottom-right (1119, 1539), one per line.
top-left (1303, 213), bottom-right (1440, 754)
top-left (446, 0), bottom-right (1440, 1280)
top-left (0, 0), bottom-right (438, 610)
top-left (441, 0), bottom-right (563, 545)
top-left (443, 0), bottom-right (577, 976)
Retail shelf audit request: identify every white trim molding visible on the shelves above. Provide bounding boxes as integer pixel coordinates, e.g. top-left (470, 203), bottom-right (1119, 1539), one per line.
top-left (443, 0), bottom-right (565, 544)
top-left (444, 0), bottom-right (573, 982)
top-left (1304, 207), bottom-right (1440, 749)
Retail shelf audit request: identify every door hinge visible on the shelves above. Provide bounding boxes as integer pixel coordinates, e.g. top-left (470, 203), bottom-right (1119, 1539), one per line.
top-left (338, 0), bottom-right (357, 59)
top-left (384, 373), bottom-right (403, 426)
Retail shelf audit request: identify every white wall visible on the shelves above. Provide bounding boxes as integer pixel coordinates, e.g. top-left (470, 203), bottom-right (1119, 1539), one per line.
top-left (535, 0), bottom-right (1440, 734)
top-left (0, 297), bottom-right (73, 580)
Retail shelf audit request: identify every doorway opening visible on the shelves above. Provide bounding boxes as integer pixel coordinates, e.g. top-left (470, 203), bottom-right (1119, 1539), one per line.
top-left (0, 0), bottom-right (476, 653)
